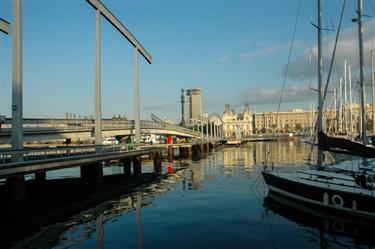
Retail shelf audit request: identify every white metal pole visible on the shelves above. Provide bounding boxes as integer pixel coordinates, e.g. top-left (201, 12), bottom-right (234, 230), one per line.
top-left (358, 0), bottom-right (367, 144)
top-left (95, 9), bottom-right (102, 147)
top-left (11, 0), bottom-right (23, 158)
top-left (134, 47), bottom-right (141, 145)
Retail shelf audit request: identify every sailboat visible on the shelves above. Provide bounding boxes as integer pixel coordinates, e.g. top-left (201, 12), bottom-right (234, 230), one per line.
top-left (262, 0), bottom-right (375, 220)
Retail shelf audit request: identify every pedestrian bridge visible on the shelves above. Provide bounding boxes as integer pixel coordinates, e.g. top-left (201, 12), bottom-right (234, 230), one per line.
top-left (0, 118), bottom-right (205, 144)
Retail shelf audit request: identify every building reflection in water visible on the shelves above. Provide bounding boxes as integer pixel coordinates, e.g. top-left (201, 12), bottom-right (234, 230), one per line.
top-left (12, 141), bottom-right (335, 249)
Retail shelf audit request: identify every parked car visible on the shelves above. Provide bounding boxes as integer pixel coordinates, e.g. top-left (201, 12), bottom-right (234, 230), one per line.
top-left (103, 137), bottom-right (119, 145)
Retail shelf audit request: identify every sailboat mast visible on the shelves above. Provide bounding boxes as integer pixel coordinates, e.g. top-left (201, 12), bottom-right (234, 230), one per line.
top-left (358, 0), bottom-right (367, 145)
top-left (371, 50), bottom-right (375, 136)
top-left (317, 0), bottom-right (324, 168)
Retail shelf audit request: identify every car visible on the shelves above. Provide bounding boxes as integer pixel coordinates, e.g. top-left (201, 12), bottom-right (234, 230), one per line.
top-left (103, 137), bottom-right (119, 145)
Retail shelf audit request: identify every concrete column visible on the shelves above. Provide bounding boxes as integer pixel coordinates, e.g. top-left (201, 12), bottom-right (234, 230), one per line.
top-left (123, 157), bottom-right (132, 176)
top-left (134, 47), bottom-right (141, 145)
top-left (81, 162), bottom-right (103, 179)
top-left (153, 152), bottom-right (162, 175)
top-left (167, 145), bottom-right (174, 163)
top-left (35, 172), bottom-right (46, 183)
top-left (6, 175), bottom-right (26, 202)
top-left (11, 0), bottom-right (23, 156)
top-left (179, 147), bottom-right (186, 159)
top-left (133, 156), bottom-right (142, 176)
top-left (187, 146), bottom-right (192, 159)
top-left (94, 8), bottom-right (102, 146)
top-left (192, 144), bottom-right (201, 161)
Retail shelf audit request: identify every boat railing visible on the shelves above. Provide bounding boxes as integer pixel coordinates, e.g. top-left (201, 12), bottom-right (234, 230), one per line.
top-left (296, 170), bottom-right (374, 191)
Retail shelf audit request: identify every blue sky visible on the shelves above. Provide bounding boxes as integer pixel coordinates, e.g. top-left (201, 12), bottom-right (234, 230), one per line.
top-left (0, 0), bottom-right (374, 121)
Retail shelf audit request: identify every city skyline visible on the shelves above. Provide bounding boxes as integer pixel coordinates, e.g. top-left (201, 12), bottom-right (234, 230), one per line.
top-left (0, 1), bottom-right (374, 121)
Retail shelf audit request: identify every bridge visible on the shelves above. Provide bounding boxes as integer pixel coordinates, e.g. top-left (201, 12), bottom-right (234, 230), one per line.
top-left (0, 1), bottom-right (223, 203)
top-left (0, 118), bottom-right (212, 144)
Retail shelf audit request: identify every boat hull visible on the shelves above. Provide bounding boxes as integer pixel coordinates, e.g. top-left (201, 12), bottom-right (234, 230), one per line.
top-left (262, 171), bottom-right (375, 219)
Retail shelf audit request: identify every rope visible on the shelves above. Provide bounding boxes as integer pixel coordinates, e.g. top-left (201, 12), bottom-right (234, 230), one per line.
top-left (307, 0), bottom-right (346, 163)
top-left (265, 0), bottom-right (302, 165)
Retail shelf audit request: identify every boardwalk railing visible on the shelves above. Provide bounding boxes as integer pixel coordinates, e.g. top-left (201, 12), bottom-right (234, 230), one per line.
top-left (2, 119), bottom-right (201, 137)
top-left (0, 144), bottom-right (136, 165)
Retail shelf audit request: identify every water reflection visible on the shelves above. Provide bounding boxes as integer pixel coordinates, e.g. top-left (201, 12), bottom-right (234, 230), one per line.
top-left (263, 191), bottom-right (375, 248)
top-left (9, 141), bottom-right (372, 249)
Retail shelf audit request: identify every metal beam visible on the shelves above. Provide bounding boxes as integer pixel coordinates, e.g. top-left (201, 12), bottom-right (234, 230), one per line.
top-left (86, 0), bottom-right (152, 64)
top-left (95, 9), bottom-right (102, 146)
top-left (11, 0), bottom-right (23, 160)
top-left (0, 18), bottom-right (10, 34)
top-left (134, 47), bottom-right (141, 145)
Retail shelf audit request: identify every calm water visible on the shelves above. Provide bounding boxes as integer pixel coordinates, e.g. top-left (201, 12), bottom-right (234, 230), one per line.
top-left (11, 141), bottom-right (375, 249)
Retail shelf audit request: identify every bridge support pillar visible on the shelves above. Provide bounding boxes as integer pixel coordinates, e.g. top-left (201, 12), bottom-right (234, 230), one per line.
top-left (192, 144), bottom-right (201, 161)
top-left (209, 143), bottom-right (213, 152)
top-left (80, 162), bottom-right (103, 179)
top-left (167, 145), bottom-right (174, 163)
top-left (35, 172), bottom-right (46, 183)
top-left (6, 175), bottom-right (26, 202)
top-left (153, 152), bottom-right (162, 175)
top-left (200, 144), bottom-right (205, 155)
top-left (179, 147), bottom-right (187, 159)
top-left (123, 157), bottom-right (132, 176)
top-left (133, 156), bottom-right (142, 176)
top-left (187, 146), bottom-right (192, 159)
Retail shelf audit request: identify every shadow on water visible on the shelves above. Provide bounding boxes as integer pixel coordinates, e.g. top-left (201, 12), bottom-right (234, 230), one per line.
top-left (0, 161), bottom-right (189, 249)
top-left (263, 191), bottom-right (375, 248)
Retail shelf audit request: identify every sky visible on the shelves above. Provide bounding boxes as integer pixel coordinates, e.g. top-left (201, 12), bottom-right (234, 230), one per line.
top-left (0, 0), bottom-right (374, 122)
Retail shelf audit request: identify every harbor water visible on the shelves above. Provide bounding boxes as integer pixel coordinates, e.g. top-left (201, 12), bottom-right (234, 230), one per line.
top-left (9, 141), bottom-right (375, 249)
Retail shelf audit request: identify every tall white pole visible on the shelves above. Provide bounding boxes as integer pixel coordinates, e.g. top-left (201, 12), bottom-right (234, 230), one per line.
top-left (95, 9), bottom-right (102, 147)
top-left (358, 0), bottom-right (367, 145)
top-left (344, 59), bottom-right (348, 133)
top-left (349, 65), bottom-right (353, 136)
top-left (339, 78), bottom-right (343, 133)
top-left (317, 0), bottom-right (324, 168)
top-left (134, 47), bottom-right (141, 145)
top-left (11, 0), bottom-right (23, 159)
top-left (371, 50), bottom-right (375, 135)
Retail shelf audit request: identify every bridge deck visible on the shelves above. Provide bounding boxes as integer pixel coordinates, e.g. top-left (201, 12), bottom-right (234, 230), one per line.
top-left (0, 145), bottom-right (161, 179)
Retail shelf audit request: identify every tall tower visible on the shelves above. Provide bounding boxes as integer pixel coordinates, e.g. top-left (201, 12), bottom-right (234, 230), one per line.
top-left (186, 88), bottom-right (202, 122)
top-left (180, 89), bottom-right (186, 126)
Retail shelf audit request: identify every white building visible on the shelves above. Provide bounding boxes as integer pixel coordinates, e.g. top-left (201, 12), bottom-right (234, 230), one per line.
top-left (222, 104), bottom-right (253, 139)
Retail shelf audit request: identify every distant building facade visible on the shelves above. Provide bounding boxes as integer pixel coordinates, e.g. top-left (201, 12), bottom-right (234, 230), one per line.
top-left (254, 109), bottom-right (310, 134)
top-left (186, 88), bottom-right (202, 122)
top-left (222, 104), bottom-right (253, 139)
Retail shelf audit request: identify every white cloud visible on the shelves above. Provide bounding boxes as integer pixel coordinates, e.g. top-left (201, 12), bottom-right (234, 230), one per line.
top-left (217, 54), bottom-right (230, 63)
top-left (287, 18), bottom-right (375, 81)
top-left (239, 84), bottom-right (311, 105)
top-left (240, 42), bottom-right (295, 59)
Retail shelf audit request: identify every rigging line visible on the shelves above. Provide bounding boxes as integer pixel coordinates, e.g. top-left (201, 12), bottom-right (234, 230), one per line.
top-left (274, 0), bottom-right (302, 123)
top-left (322, 0), bottom-right (346, 109)
top-left (307, 0), bottom-right (346, 163)
top-left (265, 0), bottom-right (302, 164)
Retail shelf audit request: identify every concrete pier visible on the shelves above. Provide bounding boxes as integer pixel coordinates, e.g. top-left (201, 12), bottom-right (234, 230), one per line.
top-left (179, 147), bottom-right (187, 159)
top-left (6, 175), bottom-right (26, 202)
top-left (80, 162), bottom-right (103, 179)
top-left (167, 145), bottom-right (174, 163)
top-left (133, 156), bottom-right (142, 176)
top-left (187, 147), bottom-right (192, 159)
top-left (35, 172), bottom-right (46, 184)
top-left (122, 157), bottom-right (132, 176)
top-left (153, 152), bottom-right (162, 175)
top-left (192, 144), bottom-right (201, 161)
